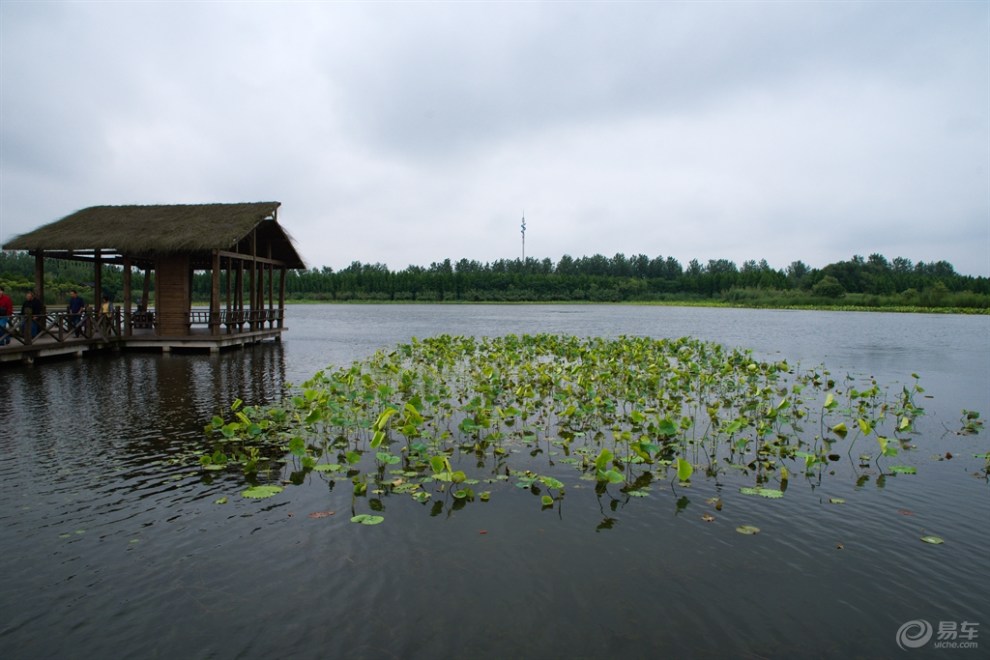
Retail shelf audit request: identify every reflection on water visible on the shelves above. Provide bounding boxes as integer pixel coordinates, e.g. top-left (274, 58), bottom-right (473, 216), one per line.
top-left (0, 306), bottom-right (987, 659)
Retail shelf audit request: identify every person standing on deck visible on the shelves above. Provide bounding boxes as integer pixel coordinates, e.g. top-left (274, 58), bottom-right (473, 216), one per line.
top-left (67, 290), bottom-right (85, 337)
top-left (22, 291), bottom-right (41, 338)
top-left (98, 295), bottom-right (113, 334)
top-left (0, 287), bottom-right (12, 345)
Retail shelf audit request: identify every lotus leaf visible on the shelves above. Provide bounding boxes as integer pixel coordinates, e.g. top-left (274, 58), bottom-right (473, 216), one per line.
top-left (241, 485), bottom-right (283, 499)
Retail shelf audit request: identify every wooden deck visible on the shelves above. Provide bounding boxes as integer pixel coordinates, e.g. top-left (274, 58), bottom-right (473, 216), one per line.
top-left (1, 310), bottom-right (285, 365)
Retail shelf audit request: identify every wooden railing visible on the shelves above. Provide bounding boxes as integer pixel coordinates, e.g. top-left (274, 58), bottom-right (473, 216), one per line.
top-left (0, 310), bottom-right (122, 347)
top-left (0, 307), bottom-right (285, 348)
top-left (188, 308), bottom-right (284, 332)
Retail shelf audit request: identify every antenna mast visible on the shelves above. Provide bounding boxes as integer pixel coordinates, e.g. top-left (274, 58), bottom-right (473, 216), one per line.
top-left (521, 212), bottom-right (526, 261)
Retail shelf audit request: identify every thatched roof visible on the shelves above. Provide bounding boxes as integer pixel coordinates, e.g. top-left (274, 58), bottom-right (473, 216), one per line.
top-left (3, 202), bottom-right (306, 269)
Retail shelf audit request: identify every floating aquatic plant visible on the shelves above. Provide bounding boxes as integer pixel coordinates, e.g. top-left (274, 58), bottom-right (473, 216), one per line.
top-left (739, 487), bottom-right (784, 499)
top-left (241, 485), bottom-right (283, 499)
top-left (197, 334), bottom-right (980, 528)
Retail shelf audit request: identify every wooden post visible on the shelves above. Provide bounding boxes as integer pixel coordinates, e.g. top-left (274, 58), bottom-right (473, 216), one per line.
top-left (93, 249), bottom-right (103, 308)
top-left (123, 256), bottom-right (132, 336)
top-left (210, 249), bottom-right (221, 336)
top-left (141, 268), bottom-right (151, 311)
top-left (256, 262), bottom-right (263, 330)
top-left (249, 231), bottom-right (257, 331)
top-left (153, 262), bottom-right (160, 336)
top-left (267, 244), bottom-right (274, 329)
top-left (224, 256), bottom-right (232, 334)
top-left (187, 264), bottom-right (194, 333)
top-left (278, 267), bottom-right (286, 332)
top-left (235, 260), bottom-right (244, 331)
top-left (34, 251), bottom-right (45, 313)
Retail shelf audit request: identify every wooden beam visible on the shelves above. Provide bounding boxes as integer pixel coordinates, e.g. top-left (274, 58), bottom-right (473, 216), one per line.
top-left (217, 250), bottom-right (287, 267)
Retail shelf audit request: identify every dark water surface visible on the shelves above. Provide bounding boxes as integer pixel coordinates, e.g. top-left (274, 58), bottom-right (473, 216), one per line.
top-left (1, 305), bottom-right (988, 659)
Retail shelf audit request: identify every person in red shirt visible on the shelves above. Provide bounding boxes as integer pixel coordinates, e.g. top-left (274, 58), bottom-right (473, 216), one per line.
top-left (0, 286), bottom-right (12, 345)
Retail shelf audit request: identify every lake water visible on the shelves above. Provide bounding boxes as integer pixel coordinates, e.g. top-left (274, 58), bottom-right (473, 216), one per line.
top-left (1, 304), bottom-right (988, 659)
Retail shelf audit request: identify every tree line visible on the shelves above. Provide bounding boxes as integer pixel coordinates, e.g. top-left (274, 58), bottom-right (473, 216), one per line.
top-left (279, 253), bottom-right (987, 309)
top-left (2, 250), bottom-right (987, 310)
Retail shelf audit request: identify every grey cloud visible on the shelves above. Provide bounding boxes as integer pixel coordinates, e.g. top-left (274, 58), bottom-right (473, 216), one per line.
top-left (1, 1), bottom-right (986, 276)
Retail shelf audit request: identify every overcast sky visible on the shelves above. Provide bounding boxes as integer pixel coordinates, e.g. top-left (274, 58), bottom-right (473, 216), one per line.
top-left (1, 1), bottom-right (987, 276)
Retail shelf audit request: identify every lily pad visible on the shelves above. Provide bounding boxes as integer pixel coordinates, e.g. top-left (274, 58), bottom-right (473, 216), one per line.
top-left (739, 487), bottom-right (784, 499)
top-left (706, 497), bottom-right (723, 511)
top-left (241, 485), bottom-right (283, 499)
top-left (889, 465), bottom-right (917, 474)
top-left (920, 535), bottom-right (944, 545)
top-left (736, 525), bottom-right (761, 535)
top-left (828, 497), bottom-right (846, 504)
top-left (350, 514), bottom-right (385, 525)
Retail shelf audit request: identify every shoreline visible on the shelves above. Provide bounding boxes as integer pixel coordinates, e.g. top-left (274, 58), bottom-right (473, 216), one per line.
top-left (261, 298), bottom-right (990, 315)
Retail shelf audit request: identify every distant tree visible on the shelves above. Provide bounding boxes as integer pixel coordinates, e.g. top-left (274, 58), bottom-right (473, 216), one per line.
top-left (610, 253), bottom-right (631, 277)
top-left (630, 253), bottom-right (650, 278)
top-left (812, 275), bottom-right (846, 299)
top-left (556, 254), bottom-right (575, 276)
top-left (891, 256), bottom-right (913, 273)
top-left (705, 258), bottom-right (737, 275)
top-left (867, 253), bottom-right (888, 269)
top-left (786, 260), bottom-right (811, 289)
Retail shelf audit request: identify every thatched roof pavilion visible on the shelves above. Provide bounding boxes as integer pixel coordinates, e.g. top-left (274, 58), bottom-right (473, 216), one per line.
top-left (3, 202), bottom-right (305, 347)
top-left (4, 202), bottom-right (304, 268)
